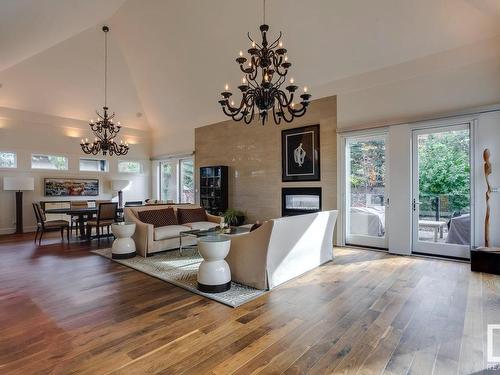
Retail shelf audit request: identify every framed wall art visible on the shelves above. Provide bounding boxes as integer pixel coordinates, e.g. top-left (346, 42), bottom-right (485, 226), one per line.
top-left (44, 178), bottom-right (99, 196)
top-left (282, 124), bottom-right (320, 182)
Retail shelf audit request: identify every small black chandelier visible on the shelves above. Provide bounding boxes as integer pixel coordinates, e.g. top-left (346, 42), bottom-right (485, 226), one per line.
top-left (81, 26), bottom-right (129, 156)
top-left (219, 0), bottom-right (311, 125)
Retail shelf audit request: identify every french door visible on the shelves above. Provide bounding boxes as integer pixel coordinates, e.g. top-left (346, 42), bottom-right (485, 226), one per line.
top-left (345, 134), bottom-right (389, 249)
top-left (411, 123), bottom-right (472, 259)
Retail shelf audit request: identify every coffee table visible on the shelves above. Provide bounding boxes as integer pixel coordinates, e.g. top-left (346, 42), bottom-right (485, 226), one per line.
top-left (179, 226), bottom-right (249, 255)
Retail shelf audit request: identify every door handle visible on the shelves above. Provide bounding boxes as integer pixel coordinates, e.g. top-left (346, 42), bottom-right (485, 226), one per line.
top-left (412, 198), bottom-right (421, 211)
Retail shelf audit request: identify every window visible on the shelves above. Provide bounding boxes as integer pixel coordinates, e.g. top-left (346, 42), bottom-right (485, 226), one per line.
top-left (159, 157), bottom-right (194, 203)
top-left (118, 160), bottom-right (142, 174)
top-left (160, 160), bottom-right (178, 202)
top-left (80, 158), bottom-right (108, 172)
top-left (31, 154), bottom-right (68, 170)
top-left (180, 158), bottom-right (194, 203)
top-left (0, 152), bottom-right (16, 168)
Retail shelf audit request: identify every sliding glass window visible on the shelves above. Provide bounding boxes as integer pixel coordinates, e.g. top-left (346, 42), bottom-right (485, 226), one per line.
top-left (80, 158), bottom-right (108, 172)
top-left (31, 154), bottom-right (68, 170)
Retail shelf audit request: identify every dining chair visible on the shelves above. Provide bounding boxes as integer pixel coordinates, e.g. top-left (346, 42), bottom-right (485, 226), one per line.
top-left (33, 203), bottom-right (70, 245)
top-left (86, 202), bottom-right (118, 243)
top-left (70, 200), bottom-right (89, 235)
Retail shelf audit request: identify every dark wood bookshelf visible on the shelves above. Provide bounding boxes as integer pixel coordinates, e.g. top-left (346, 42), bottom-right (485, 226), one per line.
top-left (199, 165), bottom-right (228, 215)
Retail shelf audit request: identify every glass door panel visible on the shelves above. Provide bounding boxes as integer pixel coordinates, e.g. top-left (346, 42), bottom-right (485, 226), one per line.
top-left (412, 124), bottom-right (471, 259)
top-left (345, 135), bottom-right (388, 249)
top-left (159, 160), bottom-right (178, 202)
top-left (180, 158), bottom-right (194, 203)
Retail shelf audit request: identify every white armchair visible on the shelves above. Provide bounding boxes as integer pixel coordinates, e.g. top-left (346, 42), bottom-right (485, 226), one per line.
top-left (226, 210), bottom-right (338, 290)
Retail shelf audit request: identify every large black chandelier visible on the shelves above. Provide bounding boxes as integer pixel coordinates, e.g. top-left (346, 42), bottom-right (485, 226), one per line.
top-left (219, 0), bottom-right (311, 125)
top-left (81, 26), bottom-right (129, 156)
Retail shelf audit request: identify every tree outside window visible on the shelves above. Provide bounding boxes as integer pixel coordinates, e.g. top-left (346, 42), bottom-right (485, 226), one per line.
top-left (180, 159), bottom-right (194, 203)
top-left (31, 154), bottom-right (68, 170)
top-left (159, 158), bottom-right (194, 203)
top-left (418, 130), bottom-right (470, 217)
top-left (0, 152), bottom-right (16, 168)
top-left (349, 140), bottom-right (386, 207)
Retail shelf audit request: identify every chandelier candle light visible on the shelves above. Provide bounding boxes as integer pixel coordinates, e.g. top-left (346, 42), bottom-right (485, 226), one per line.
top-left (81, 26), bottom-right (129, 156)
top-left (219, 0), bottom-right (311, 125)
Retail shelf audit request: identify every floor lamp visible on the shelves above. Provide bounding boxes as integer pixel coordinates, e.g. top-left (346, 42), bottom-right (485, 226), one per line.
top-left (111, 180), bottom-right (129, 208)
top-left (3, 176), bottom-right (35, 234)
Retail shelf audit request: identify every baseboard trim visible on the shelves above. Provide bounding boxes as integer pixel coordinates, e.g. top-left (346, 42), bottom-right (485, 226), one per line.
top-left (0, 226), bottom-right (37, 235)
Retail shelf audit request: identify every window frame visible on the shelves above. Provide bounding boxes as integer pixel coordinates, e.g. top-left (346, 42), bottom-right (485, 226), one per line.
top-left (0, 151), bottom-right (17, 169)
top-left (79, 157), bottom-right (109, 173)
top-left (31, 153), bottom-right (69, 171)
top-left (118, 160), bottom-right (143, 174)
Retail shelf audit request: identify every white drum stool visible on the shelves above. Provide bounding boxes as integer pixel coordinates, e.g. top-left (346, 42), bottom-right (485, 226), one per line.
top-left (111, 222), bottom-right (136, 259)
top-left (197, 235), bottom-right (231, 293)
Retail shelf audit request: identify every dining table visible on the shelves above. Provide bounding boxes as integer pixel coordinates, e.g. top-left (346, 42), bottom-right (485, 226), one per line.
top-left (44, 207), bottom-right (124, 239)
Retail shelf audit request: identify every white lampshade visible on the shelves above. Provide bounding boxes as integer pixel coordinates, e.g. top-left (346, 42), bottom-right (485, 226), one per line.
top-left (111, 179), bottom-right (129, 191)
top-left (3, 176), bottom-right (35, 191)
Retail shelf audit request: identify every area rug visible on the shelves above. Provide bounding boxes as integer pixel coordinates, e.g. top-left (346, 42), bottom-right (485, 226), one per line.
top-left (92, 248), bottom-right (266, 308)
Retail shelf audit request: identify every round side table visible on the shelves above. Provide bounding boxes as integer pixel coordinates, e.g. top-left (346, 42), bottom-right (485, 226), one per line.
top-left (197, 235), bottom-right (231, 293)
top-left (111, 222), bottom-right (136, 259)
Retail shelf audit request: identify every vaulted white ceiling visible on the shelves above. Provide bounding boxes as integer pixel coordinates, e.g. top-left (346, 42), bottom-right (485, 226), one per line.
top-left (1, 0), bottom-right (500, 136)
top-left (0, 0), bottom-right (127, 71)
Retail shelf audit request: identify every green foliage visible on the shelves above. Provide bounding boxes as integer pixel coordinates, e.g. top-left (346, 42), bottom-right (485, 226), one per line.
top-left (181, 159), bottom-right (194, 202)
top-left (349, 140), bottom-right (385, 189)
top-left (418, 130), bottom-right (470, 213)
top-left (119, 161), bottom-right (141, 173)
top-left (224, 208), bottom-right (245, 226)
top-left (160, 159), bottom-right (194, 203)
top-left (160, 162), bottom-right (173, 200)
top-left (0, 152), bottom-right (15, 168)
top-left (48, 156), bottom-right (67, 170)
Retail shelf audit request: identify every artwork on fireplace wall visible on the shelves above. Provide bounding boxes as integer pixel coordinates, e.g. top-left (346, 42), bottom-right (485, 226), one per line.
top-left (282, 124), bottom-right (320, 181)
top-left (44, 178), bottom-right (99, 196)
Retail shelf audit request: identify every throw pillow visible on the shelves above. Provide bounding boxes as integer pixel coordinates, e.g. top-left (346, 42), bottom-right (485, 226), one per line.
top-left (177, 207), bottom-right (207, 224)
top-left (138, 208), bottom-right (178, 228)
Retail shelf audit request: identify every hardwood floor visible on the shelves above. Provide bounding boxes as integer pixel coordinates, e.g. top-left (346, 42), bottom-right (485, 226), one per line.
top-left (0, 233), bottom-right (499, 374)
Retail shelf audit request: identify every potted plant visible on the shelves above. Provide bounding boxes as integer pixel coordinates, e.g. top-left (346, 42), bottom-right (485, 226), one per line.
top-left (223, 208), bottom-right (246, 226)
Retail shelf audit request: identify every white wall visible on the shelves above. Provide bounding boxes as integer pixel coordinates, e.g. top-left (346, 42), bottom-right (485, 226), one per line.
top-left (0, 107), bottom-right (152, 234)
top-left (321, 35), bottom-right (500, 132)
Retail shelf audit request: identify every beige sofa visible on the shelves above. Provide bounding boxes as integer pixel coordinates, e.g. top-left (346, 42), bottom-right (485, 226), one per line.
top-left (226, 210), bottom-right (338, 290)
top-left (124, 204), bottom-right (221, 257)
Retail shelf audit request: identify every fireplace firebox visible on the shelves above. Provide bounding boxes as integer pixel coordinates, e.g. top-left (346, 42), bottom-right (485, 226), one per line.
top-left (282, 187), bottom-right (322, 216)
